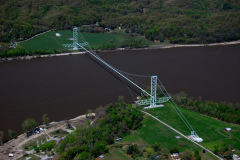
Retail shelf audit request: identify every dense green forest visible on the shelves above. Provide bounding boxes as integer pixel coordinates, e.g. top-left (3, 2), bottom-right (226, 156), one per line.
top-left (0, 0), bottom-right (240, 46)
top-left (173, 92), bottom-right (240, 124)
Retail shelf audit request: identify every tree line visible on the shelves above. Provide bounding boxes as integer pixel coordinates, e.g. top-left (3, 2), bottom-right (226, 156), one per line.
top-left (0, 46), bottom-right (69, 59)
top-left (173, 92), bottom-right (240, 124)
top-left (0, 0), bottom-right (239, 45)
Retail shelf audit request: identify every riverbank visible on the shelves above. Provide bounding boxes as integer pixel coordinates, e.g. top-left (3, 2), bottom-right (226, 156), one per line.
top-left (153, 39), bottom-right (240, 48)
top-left (0, 51), bottom-right (86, 62)
top-left (1, 39), bottom-right (240, 63)
top-left (0, 113), bottom-right (95, 160)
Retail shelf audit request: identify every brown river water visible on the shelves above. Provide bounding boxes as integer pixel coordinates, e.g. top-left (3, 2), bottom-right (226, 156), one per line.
top-left (0, 44), bottom-right (240, 141)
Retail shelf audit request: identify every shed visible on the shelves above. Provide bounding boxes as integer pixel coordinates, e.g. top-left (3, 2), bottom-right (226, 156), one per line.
top-left (224, 128), bottom-right (232, 132)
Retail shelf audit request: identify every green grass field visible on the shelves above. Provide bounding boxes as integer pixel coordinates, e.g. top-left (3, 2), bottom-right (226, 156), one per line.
top-left (104, 148), bottom-right (130, 160)
top-left (124, 116), bottom-right (217, 159)
top-left (104, 103), bottom-right (240, 159)
top-left (18, 30), bottom-right (154, 51)
top-left (145, 103), bottom-right (240, 151)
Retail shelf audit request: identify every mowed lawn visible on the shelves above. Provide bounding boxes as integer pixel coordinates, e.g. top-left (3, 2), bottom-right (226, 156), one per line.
top-left (123, 116), bottom-right (218, 160)
top-left (18, 30), bottom-right (151, 51)
top-left (107, 103), bottom-right (240, 159)
top-left (103, 148), bottom-right (130, 160)
top-left (145, 103), bottom-right (240, 151)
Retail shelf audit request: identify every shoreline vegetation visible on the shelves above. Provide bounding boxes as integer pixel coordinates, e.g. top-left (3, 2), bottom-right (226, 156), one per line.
top-left (0, 99), bottom-right (145, 159)
top-left (172, 92), bottom-right (240, 125)
top-left (1, 38), bottom-right (240, 62)
top-left (0, 97), bottom-right (240, 159)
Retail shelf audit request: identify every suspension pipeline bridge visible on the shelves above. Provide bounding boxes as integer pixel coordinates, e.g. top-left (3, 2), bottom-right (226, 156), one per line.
top-left (60, 27), bottom-right (222, 159)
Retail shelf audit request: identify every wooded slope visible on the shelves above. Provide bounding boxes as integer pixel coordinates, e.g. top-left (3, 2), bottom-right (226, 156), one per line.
top-left (1, 0), bottom-right (240, 44)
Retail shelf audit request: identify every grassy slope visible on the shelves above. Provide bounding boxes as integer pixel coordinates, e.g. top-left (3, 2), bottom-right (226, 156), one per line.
top-left (104, 104), bottom-right (240, 159)
top-left (104, 148), bottom-right (130, 160)
top-left (146, 103), bottom-right (240, 151)
top-left (18, 30), bottom-right (155, 51)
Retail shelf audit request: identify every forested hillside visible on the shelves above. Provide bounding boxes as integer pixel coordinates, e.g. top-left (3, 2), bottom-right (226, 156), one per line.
top-left (0, 0), bottom-right (240, 44)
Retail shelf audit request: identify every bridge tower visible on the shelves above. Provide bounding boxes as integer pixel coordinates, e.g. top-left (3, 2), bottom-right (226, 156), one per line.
top-left (73, 27), bottom-right (78, 50)
top-left (135, 75), bottom-right (170, 109)
top-left (150, 76), bottom-right (157, 107)
top-left (63, 27), bottom-right (88, 50)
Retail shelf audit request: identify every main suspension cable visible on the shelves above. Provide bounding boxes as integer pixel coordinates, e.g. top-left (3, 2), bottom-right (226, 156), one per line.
top-left (157, 78), bottom-right (197, 135)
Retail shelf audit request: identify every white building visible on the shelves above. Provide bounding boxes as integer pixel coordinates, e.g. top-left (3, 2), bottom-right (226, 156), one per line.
top-left (224, 128), bottom-right (232, 132)
top-left (171, 153), bottom-right (181, 160)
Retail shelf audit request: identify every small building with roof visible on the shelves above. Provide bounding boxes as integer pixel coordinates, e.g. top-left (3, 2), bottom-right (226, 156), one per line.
top-left (224, 128), bottom-right (232, 132)
top-left (171, 153), bottom-right (181, 160)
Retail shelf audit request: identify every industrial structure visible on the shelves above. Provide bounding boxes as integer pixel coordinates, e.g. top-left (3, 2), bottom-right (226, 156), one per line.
top-left (62, 27), bottom-right (203, 142)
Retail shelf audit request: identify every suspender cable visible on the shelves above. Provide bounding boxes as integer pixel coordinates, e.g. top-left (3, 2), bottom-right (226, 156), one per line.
top-left (78, 44), bottom-right (153, 98)
top-left (157, 78), bottom-right (198, 136)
